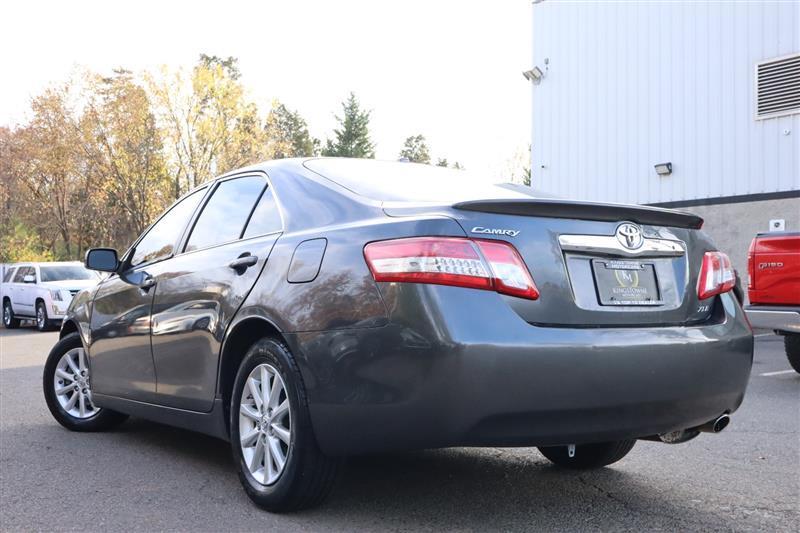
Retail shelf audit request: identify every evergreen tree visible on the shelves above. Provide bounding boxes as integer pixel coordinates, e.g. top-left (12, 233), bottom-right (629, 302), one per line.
top-left (265, 101), bottom-right (315, 158)
top-left (435, 157), bottom-right (463, 169)
top-left (399, 134), bottom-right (431, 163)
top-left (322, 92), bottom-right (375, 158)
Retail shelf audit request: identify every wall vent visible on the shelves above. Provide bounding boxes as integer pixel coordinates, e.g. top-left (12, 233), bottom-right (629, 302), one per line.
top-left (756, 53), bottom-right (800, 119)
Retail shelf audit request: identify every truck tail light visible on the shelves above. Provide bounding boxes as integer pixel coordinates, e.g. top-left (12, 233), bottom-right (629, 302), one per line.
top-left (364, 237), bottom-right (539, 300)
top-left (698, 251), bottom-right (736, 300)
top-left (746, 238), bottom-right (756, 290)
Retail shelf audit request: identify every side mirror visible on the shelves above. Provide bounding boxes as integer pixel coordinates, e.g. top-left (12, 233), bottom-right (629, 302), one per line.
top-left (85, 248), bottom-right (119, 273)
top-left (23, 275), bottom-right (36, 284)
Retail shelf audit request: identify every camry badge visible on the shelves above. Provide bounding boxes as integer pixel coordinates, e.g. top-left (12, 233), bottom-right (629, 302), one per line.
top-left (471, 227), bottom-right (520, 237)
top-left (616, 223), bottom-right (643, 250)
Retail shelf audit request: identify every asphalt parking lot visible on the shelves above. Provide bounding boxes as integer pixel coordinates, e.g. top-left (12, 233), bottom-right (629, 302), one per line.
top-left (1, 327), bottom-right (797, 532)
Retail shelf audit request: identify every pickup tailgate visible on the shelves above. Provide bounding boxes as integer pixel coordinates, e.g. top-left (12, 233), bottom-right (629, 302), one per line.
top-left (748, 233), bottom-right (800, 305)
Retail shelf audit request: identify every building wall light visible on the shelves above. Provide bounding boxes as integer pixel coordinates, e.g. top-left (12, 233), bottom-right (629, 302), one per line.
top-left (654, 162), bottom-right (673, 176)
top-left (523, 66), bottom-right (545, 84)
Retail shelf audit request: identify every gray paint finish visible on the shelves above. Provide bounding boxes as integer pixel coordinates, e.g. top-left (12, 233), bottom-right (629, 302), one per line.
top-left (61, 158), bottom-right (753, 456)
top-left (287, 239), bottom-right (327, 283)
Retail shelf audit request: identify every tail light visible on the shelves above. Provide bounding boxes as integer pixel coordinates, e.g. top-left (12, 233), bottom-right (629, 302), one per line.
top-left (746, 238), bottom-right (756, 290)
top-left (364, 237), bottom-right (539, 300)
top-left (697, 251), bottom-right (736, 300)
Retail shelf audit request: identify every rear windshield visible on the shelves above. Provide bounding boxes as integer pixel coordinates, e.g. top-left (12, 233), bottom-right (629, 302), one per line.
top-left (303, 158), bottom-right (544, 203)
top-left (39, 266), bottom-right (97, 282)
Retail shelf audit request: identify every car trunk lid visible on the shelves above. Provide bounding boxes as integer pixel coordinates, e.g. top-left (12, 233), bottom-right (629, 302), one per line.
top-left (385, 198), bottom-right (715, 327)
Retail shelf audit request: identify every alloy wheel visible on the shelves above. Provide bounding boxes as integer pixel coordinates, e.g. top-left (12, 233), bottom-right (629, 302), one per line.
top-left (3, 304), bottom-right (9, 326)
top-left (239, 363), bottom-right (292, 486)
top-left (53, 347), bottom-right (99, 419)
top-left (36, 306), bottom-right (45, 329)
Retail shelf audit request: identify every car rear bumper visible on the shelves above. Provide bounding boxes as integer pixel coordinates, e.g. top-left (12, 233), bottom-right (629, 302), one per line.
top-left (744, 305), bottom-right (800, 333)
top-left (290, 286), bottom-right (753, 456)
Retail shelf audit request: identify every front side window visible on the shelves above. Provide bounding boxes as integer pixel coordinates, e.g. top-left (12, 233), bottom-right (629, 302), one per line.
top-left (13, 266), bottom-right (34, 283)
top-left (243, 187), bottom-right (282, 238)
top-left (130, 189), bottom-right (205, 268)
top-left (185, 176), bottom-right (266, 252)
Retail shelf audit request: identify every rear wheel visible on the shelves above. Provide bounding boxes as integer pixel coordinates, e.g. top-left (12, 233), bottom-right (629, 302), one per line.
top-left (538, 439), bottom-right (636, 469)
top-left (3, 299), bottom-right (20, 329)
top-left (230, 338), bottom-right (339, 512)
top-left (784, 333), bottom-right (800, 374)
top-left (43, 332), bottom-right (128, 431)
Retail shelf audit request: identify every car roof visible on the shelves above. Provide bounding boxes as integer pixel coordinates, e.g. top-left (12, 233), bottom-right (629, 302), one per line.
top-left (9, 261), bottom-right (84, 268)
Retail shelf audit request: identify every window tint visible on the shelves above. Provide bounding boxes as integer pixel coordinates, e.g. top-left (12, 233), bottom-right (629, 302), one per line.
top-left (243, 187), bottom-right (282, 238)
top-left (185, 176), bottom-right (266, 252)
top-left (304, 159), bottom-right (548, 203)
top-left (131, 189), bottom-right (205, 267)
top-left (13, 266), bottom-right (34, 282)
top-left (40, 266), bottom-right (97, 282)
top-left (3, 268), bottom-right (16, 283)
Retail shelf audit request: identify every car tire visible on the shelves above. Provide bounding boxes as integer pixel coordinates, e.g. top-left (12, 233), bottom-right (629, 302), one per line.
top-left (230, 338), bottom-right (339, 512)
top-left (36, 301), bottom-right (52, 332)
top-left (43, 332), bottom-right (128, 431)
top-left (3, 299), bottom-right (20, 329)
top-left (538, 439), bottom-right (637, 469)
top-left (784, 333), bottom-right (800, 374)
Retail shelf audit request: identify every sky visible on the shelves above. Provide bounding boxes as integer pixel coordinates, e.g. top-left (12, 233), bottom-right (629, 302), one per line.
top-left (0, 0), bottom-right (532, 179)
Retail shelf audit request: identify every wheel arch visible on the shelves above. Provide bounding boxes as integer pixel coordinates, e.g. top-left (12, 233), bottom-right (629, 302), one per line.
top-left (217, 315), bottom-right (288, 433)
top-left (60, 319), bottom-right (79, 339)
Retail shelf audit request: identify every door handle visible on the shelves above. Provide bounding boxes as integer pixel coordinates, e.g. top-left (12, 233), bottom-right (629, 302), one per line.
top-left (140, 276), bottom-right (156, 291)
top-left (228, 254), bottom-right (258, 272)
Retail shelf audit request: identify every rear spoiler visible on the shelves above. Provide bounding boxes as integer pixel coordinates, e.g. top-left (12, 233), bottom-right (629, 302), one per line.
top-left (452, 199), bottom-right (704, 230)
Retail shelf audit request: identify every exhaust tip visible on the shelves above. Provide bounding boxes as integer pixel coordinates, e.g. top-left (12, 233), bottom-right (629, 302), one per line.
top-left (698, 414), bottom-right (731, 434)
top-left (712, 414), bottom-right (730, 433)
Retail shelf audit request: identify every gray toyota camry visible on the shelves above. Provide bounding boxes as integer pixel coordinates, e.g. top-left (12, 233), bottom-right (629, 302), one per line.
top-left (42, 158), bottom-right (753, 511)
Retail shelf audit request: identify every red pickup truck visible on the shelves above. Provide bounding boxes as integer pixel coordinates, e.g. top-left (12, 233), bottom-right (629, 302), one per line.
top-left (745, 232), bottom-right (800, 373)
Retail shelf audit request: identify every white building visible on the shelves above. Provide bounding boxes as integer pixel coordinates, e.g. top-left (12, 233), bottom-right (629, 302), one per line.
top-left (530, 0), bottom-right (800, 281)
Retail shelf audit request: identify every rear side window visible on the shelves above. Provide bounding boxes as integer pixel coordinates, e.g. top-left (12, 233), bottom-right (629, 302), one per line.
top-left (131, 188), bottom-right (205, 267)
top-left (185, 176), bottom-right (266, 252)
top-left (3, 268), bottom-right (16, 283)
top-left (243, 187), bottom-right (282, 238)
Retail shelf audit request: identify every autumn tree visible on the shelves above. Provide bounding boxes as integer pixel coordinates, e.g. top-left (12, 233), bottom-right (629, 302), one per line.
top-left (265, 101), bottom-right (315, 159)
top-left (81, 69), bottom-right (172, 244)
top-left (322, 92), bottom-right (374, 158)
top-left (10, 84), bottom-right (95, 258)
top-left (399, 134), bottom-right (430, 164)
top-left (147, 55), bottom-right (268, 197)
top-left (0, 127), bottom-right (54, 261)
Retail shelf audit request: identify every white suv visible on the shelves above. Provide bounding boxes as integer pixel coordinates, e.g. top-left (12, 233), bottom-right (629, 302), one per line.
top-left (1, 262), bottom-right (99, 331)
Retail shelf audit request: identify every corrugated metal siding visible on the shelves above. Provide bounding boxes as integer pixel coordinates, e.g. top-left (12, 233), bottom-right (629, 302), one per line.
top-left (531, 0), bottom-right (800, 204)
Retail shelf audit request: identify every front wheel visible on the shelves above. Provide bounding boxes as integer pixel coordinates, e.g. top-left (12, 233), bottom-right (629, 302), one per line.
top-left (43, 332), bottom-right (128, 431)
top-left (3, 300), bottom-right (20, 329)
top-left (784, 333), bottom-right (800, 374)
top-left (36, 301), bottom-right (53, 332)
top-left (538, 439), bottom-right (636, 469)
top-left (230, 338), bottom-right (339, 512)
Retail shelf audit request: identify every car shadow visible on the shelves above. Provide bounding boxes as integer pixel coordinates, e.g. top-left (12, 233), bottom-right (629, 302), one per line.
top-left (1, 358), bottom-right (735, 530)
top-left (107, 419), bottom-right (722, 530)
